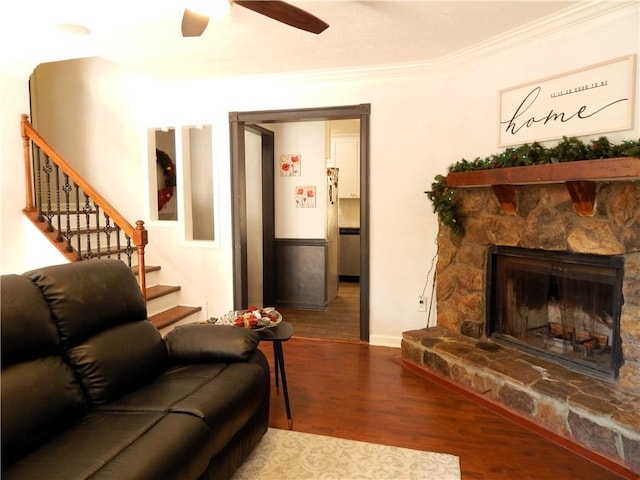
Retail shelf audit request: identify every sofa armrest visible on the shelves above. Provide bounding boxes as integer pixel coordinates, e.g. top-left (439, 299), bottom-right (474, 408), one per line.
top-left (164, 324), bottom-right (260, 362)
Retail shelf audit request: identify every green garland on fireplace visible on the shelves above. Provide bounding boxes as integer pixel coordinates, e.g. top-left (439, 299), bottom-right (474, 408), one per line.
top-left (426, 136), bottom-right (640, 235)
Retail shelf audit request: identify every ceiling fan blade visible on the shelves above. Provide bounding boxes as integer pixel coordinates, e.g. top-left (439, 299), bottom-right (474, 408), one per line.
top-left (235, 0), bottom-right (329, 34)
top-left (181, 8), bottom-right (211, 37)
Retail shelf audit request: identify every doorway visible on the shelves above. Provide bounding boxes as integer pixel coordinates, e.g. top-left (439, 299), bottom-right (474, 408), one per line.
top-left (229, 104), bottom-right (370, 342)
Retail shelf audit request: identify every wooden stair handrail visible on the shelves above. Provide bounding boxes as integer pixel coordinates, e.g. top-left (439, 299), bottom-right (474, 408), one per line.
top-left (20, 114), bottom-right (148, 298)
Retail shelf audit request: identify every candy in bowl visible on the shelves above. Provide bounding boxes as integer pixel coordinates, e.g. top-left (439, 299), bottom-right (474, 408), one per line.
top-left (217, 306), bottom-right (282, 330)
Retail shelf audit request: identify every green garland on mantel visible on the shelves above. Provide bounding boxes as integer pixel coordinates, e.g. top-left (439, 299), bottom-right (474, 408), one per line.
top-left (426, 136), bottom-right (640, 235)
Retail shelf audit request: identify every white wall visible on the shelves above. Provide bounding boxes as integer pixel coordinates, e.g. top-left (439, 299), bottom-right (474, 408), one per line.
top-left (272, 121), bottom-right (327, 239)
top-left (0, 72), bottom-right (68, 273)
top-left (29, 57), bottom-right (147, 222)
top-left (2, 3), bottom-right (637, 346)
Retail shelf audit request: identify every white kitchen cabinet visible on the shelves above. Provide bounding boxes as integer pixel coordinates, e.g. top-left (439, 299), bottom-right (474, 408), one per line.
top-left (332, 134), bottom-right (360, 198)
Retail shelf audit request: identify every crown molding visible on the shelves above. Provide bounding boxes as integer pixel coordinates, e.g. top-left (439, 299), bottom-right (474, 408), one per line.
top-left (439, 1), bottom-right (638, 68)
top-left (249, 1), bottom-right (638, 84)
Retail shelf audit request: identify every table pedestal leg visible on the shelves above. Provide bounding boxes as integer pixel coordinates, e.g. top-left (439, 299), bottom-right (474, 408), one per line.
top-left (274, 340), bottom-right (292, 429)
top-left (272, 342), bottom-right (280, 391)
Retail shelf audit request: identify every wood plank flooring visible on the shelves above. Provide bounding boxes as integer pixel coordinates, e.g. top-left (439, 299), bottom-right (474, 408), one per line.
top-left (276, 281), bottom-right (360, 342)
top-left (258, 338), bottom-right (632, 480)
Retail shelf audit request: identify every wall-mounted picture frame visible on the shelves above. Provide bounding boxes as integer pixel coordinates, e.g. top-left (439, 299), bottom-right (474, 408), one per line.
top-left (498, 54), bottom-right (636, 146)
top-left (295, 186), bottom-right (316, 208)
top-left (280, 154), bottom-right (302, 176)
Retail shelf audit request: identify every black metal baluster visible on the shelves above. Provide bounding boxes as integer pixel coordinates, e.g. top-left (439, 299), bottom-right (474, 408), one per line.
top-left (34, 145), bottom-right (44, 222)
top-left (54, 164), bottom-right (63, 242)
top-left (62, 174), bottom-right (74, 252)
top-left (104, 213), bottom-right (114, 258)
top-left (83, 193), bottom-right (92, 260)
top-left (42, 155), bottom-right (54, 232)
top-left (124, 235), bottom-right (134, 267)
top-left (94, 203), bottom-right (101, 258)
top-left (74, 183), bottom-right (82, 260)
top-left (116, 225), bottom-right (122, 261)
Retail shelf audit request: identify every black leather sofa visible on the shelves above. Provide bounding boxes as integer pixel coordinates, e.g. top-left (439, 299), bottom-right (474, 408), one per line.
top-left (1, 259), bottom-right (270, 480)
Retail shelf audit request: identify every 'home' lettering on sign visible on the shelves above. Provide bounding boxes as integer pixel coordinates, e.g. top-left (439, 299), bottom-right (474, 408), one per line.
top-left (501, 86), bottom-right (628, 136)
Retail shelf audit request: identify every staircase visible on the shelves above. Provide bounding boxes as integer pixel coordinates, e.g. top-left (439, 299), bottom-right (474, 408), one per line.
top-left (134, 265), bottom-right (203, 334)
top-left (21, 115), bottom-right (202, 333)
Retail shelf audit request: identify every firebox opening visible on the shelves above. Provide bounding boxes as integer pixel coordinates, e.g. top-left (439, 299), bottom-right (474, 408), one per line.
top-left (486, 246), bottom-right (624, 380)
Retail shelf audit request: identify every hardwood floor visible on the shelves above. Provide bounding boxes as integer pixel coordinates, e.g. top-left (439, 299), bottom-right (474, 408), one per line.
top-left (258, 338), bottom-right (632, 480)
top-left (277, 281), bottom-right (360, 342)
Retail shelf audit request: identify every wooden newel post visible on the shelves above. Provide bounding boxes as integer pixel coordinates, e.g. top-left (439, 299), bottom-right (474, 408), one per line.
top-left (133, 220), bottom-right (149, 301)
top-left (21, 114), bottom-right (35, 212)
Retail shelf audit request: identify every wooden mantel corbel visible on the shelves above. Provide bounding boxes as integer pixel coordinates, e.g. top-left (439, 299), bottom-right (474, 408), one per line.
top-left (490, 185), bottom-right (518, 216)
top-left (564, 180), bottom-right (597, 216)
top-left (447, 157), bottom-right (640, 217)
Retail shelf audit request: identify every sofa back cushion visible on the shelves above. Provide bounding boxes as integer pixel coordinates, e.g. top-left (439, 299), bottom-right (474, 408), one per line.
top-left (25, 260), bottom-right (169, 405)
top-left (25, 259), bottom-right (148, 346)
top-left (1, 274), bottom-right (59, 365)
top-left (67, 320), bottom-right (169, 404)
top-left (1, 274), bottom-right (86, 467)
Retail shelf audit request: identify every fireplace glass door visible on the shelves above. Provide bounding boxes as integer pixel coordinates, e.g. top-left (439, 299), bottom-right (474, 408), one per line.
top-left (487, 246), bottom-right (624, 380)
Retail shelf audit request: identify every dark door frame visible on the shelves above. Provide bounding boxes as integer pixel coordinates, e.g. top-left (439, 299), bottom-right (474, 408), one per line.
top-left (245, 124), bottom-right (276, 306)
top-left (229, 104), bottom-right (371, 342)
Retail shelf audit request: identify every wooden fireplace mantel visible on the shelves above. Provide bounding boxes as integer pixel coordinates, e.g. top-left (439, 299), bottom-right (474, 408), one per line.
top-left (446, 157), bottom-right (640, 216)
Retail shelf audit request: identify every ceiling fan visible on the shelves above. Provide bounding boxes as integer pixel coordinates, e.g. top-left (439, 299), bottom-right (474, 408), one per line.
top-left (181, 0), bottom-right (329, 37)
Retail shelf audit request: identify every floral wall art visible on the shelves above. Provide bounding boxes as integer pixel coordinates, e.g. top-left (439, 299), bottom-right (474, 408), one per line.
top-left (280, 154), bottom-right (301, 176)
top-left (272, 122), bottom-right (327, 238)
top-left (295, 186), bottom-right (316, 208)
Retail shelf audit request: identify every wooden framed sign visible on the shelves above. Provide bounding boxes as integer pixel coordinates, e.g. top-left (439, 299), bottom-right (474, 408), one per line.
top-left (498, 54), bottom-right (636, 146)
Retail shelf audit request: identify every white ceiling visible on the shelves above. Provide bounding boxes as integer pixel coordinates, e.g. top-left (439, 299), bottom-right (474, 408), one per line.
top-left (1, 1), bottom-right (583, 79)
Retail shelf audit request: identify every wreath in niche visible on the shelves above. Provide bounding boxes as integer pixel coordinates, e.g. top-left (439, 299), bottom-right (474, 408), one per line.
top-left (156, 148), bottom-right (176, 211)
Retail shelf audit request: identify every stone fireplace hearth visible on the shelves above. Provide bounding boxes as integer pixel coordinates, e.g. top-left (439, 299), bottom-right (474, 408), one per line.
top-left (402, 177), bottom-right (640, 475)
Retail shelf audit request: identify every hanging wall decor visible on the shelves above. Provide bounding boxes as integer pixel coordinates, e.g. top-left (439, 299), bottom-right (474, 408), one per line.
top-left (295, 186), bottom-right (316, 208)
top-left (280, 154), bottom-right (302, 176)
top-left (499, 54), bottom-right (636, 146)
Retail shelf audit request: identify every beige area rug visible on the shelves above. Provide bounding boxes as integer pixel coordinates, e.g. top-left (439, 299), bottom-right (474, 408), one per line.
top-left (232, 428), bottom-right (461, 480)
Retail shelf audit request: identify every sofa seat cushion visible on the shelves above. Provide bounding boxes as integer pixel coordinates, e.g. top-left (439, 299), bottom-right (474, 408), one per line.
top-left (2, 411), bottom-right (212, 480)
top-left (97, 351), bottom-right (270, 456)
top-left (96, 363), bottom-right (227, 412)
top-left (1, 357), bottom-right (86, 467)
top-left (87, 413), bottom-right (213, 480)
top-left (169, 352), bottom-right (269, 456)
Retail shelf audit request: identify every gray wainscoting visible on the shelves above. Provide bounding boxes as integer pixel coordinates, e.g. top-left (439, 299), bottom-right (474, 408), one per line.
top-left (275, 238), bottom-right (332, 310)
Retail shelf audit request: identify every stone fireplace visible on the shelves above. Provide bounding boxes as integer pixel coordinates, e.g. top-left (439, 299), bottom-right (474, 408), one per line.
top-left (402, 174), bottom-right (640, 475)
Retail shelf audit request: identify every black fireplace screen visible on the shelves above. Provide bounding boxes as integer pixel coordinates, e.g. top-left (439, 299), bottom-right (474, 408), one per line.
top-left (487, 246), bottom-right (624, 380)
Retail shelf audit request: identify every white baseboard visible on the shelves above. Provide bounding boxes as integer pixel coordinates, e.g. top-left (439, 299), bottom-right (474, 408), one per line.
top-left (368, 335), bottom-right (402, 349)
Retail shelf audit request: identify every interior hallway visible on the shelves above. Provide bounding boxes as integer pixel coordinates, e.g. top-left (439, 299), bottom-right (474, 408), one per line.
top-left (277, 281), bottom-right (360, 342)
